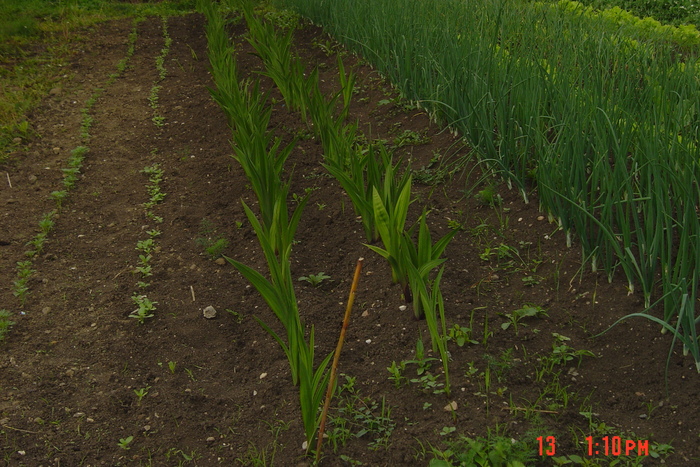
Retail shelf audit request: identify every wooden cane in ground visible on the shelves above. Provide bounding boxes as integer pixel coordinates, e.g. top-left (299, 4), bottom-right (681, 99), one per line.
top-left (315, 257), bottom-right (364, 462)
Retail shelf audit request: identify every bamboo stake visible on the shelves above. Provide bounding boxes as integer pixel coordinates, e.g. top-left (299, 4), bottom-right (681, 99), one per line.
top-left (315, 257), bottom-right (363, 462)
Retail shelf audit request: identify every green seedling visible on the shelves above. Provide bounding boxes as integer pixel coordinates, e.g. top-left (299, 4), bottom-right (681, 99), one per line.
top-left (226, 308), bottom-right (244, 323)
top-left (204, 238), bottom-right (228, 259)
top-left (501, 305), bottom-right (548, 334)
top-left (50, 190), bottom-right (68, 208)
top-left (475, 185), bottom-right (502, 206)
top-left (38, 211), bottom-right (56, 233)
top-left (465, 362), bottom-right (479, 377)
top-left (129, 295), bottom-right (157, 324)
top-left (168, 361), bottom-right (176, 374)
top-left (403, 338), bottom-right (438, 376)
top-left (0, 309), bottom-right (15, 341)
top-left (134, 386), bottom-right (150, 404)
top-left (13, 260), bottom-right (35, 305)
top-left (392, 129), bottom-right (430, 148)
top-left (298, 272), bottom-right (331, 286)
top-left (195, 219), bottom-right (229, 259)
top-left (118, 436), bottom-right (134, 450)
top-left (136, 238), bottom-right (155, 254)
top-left (12, 279), bottom-right (30, 304)
top-left (386, 361), bottom-right (407, 388)
top-left (410, 372), bottom-right (445, 395)
top-left (550, 333), bottom-right (595, 367)
top-left (25, 233), bottom-right (47, 257)
top-left (448, 324), bottom-right (478, 347)
top-left (135, 254), bottom-right (153, 277)
top-left (521, 275), bottom-right (541, 286)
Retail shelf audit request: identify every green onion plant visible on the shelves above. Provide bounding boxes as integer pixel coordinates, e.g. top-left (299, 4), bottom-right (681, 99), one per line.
top-left (274, 0), bottom-right (700, 371)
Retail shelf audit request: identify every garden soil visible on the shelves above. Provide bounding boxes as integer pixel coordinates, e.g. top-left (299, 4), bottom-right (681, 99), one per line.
top-left (0, 11), bottom-right (698, 466)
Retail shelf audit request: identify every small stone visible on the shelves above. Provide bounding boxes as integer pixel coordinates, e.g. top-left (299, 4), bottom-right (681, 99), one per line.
top-left (42, 307), bottom-right (51, 315)
top-left (365, 339), bottom-right (372, 344)
top-left (49, 87), bottom-right (62, 95)
top-left (206, 436), bottom-right (215, 442)
top-left (73, 412), bottom-right (85, 418)
top-left (259, 372), bottom-right (267, 379)
top-left (144, 425), bottom-right (151, 431)
top-left (203, 306), bottom-right (217, 319)
top-left (53, 147), bottom-right (61, 154)
top-left (86, 418), bottom-right (94, 423)
top-left (215, 257), bottom-right (226, 265)
top-left (361, 310), bottom-right (369, 317)
top-left (444, 401), bottom-right (458, 412)
top-left (639, 414), bottom-right (647, 419)
top-left (28, 175), bottom-right (37, 184)
top-left (537, 215), bottom-right (545, 221)
top-left (398, 305), bottom-right (407, 311)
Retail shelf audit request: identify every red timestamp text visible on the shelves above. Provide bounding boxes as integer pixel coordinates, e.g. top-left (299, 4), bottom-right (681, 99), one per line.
top-left (537, 436), bottom-right (650, 457)
top-left (586, 436), bottom-right (649, 457)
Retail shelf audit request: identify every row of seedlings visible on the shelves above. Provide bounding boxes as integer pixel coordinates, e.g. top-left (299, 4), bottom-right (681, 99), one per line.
top-left (200, 0), bottom-right (332, 452)
top-left (239, 0), bottom-right (457, 393)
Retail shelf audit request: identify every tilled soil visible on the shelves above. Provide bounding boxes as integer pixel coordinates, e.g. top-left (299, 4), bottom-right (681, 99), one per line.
top-left (0, 11), bottom-right (698, 466)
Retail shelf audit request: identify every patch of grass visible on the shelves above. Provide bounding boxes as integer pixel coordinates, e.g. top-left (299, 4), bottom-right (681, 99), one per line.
top-left (429, 431), bottom-right (536, 466)
top-left (195, 219), bottom-right (229, 259)
top-left (326, 375), bottom-right (396, 452)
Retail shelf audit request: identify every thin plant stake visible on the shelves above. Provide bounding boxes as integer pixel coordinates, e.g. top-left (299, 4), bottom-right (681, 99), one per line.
top-left (315, 257), bottom-right (363, 461)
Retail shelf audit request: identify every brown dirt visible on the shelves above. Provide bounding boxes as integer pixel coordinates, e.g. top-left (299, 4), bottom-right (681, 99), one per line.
top-left (0, 11), bottom-right (698, 467)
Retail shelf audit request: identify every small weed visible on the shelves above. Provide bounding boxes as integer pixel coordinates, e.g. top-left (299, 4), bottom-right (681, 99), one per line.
top-left (501, 305), bottom-right (548, 334)
top-left (447, 324), bottom-right (478, 347)
top-left (168, 361), bottom-right (177, 374)
top-left (195, 219), bottom-right (229, 259)
top-left (475, 185), bottom-right (502, 206)
top-left (429, 432), bottom-right (536, 465)
top-left (236, 419), bottom-right (289, 465)
top-left (226, 308), bottom-right (244, 323)
top-left (326, 375), bottom-right (395, 451)
top-left (386, 361), bottom-right (408, 388)
top-left (403, 338), bottom-right (438, 376)
top-left (465, 362), bottom-right (479, 377)
top-left (410, 372), bottom-right (445, 395)
top-left (0, 310), bottom-right (16, 341)
top-left (134, 386), bottom-right (150, 404)
top-left (521, 275), bottom-right (541, 286)
top-left (298, 272), bottom-right (331, 286)
top-left (118, 436), bottom-right (134, 450)
top-left (393, 129), bottom-right (430, 148)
